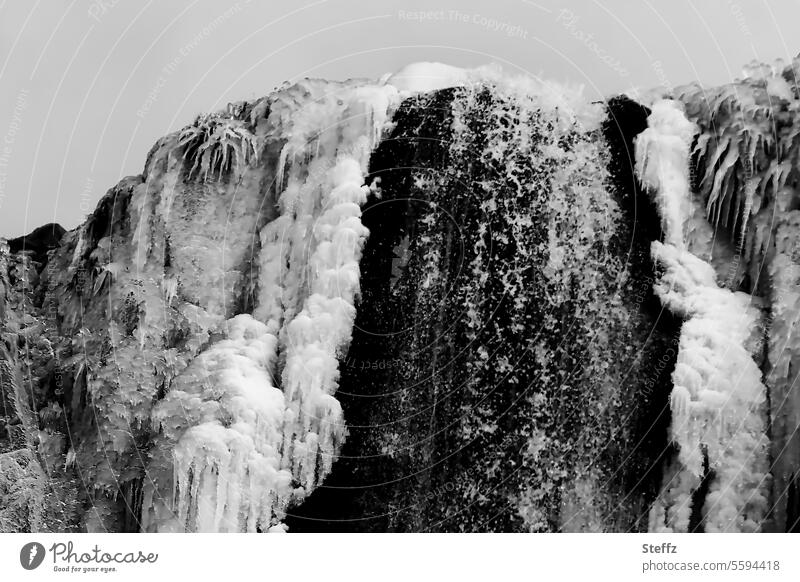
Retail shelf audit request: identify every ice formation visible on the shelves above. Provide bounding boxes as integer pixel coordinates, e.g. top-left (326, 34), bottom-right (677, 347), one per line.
top-left (637, 100), bottom-right (769, 532)
top-left (161, 314), bottom-right (288, 533)
top-left (634, 101), bottom-right (695, 248)
top-left (268, 82), bottom-right (399, 499)
top-left (150, 67), bottom-right (604, 532)
top-left (145, 80), bottom-right (400, 532)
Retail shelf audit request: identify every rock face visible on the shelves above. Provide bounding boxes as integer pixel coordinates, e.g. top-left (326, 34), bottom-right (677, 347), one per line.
top-left (287, 91), bottom-right (677, 532)
top-left (0, 64), bottom-right (798, 533)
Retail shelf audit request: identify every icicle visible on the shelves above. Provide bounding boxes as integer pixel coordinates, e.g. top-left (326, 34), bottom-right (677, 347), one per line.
top-left (68, 227), bottom-right (86, 273)
top-left (275, 144), bottom-right (291, 193)
top-left (155, 315), bottom-right (290, 532)
top-left (131, 186), bottom-right (154, 272)
top-left (162, 276), bottom-right (178, 306)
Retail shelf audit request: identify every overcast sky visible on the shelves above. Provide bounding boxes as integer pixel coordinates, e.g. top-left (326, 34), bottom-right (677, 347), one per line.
top-left (1, 0), bottom-right (799, 237)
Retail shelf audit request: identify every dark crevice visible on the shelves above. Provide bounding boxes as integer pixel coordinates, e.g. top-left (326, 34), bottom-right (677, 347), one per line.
top-left (786, 471), bottom-right (800, 532)
top-left (689, 445), bottom-right (714, 533)
top-left (285, 90), bottom-right (459, 533)
top-left (603, 95), bottom-right (680, 524)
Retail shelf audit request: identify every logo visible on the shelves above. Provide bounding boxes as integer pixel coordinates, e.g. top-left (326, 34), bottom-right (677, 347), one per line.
top-left (20, 542), bottom-right (46, 570)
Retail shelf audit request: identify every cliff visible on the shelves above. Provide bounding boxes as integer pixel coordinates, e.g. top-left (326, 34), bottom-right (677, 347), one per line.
top-left (0, 61), bottom-right (798, 532)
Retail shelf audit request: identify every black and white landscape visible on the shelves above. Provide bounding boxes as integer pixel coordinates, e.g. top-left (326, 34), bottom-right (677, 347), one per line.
top-left (1, 2), bottom-right (799, 535)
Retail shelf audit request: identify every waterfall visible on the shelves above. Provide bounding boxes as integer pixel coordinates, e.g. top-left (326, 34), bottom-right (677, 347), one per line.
top-left (4, 62), bottom-right (795, 534)
top-left (142, 79), bottom-right (399, 532)
top-left (636, 100), bottom-right (769, 532)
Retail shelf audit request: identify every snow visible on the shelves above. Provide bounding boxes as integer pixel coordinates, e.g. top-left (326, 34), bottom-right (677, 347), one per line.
top-left (386, 62), bottom-right (471, 93)
top-left (387, 62), bottom-right (602, 131)
top-left (639, 100), bottom-right (769, 533)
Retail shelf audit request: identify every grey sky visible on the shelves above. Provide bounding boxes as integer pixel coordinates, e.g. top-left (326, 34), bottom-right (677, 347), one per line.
top-left (1, 0), bottom-right (798, 237)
